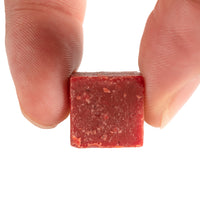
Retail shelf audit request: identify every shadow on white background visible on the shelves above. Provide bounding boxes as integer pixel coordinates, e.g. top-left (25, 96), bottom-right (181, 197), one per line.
top-left (0, 0), bottom-right (200, 199)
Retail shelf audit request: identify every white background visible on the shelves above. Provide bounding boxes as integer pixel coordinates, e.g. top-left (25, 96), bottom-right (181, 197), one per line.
top-left (1, 0), bottom-right (200, 199)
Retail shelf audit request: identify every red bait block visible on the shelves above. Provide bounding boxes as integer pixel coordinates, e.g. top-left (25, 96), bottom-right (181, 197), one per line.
top-left (70, 72), bottom-right (144, 148)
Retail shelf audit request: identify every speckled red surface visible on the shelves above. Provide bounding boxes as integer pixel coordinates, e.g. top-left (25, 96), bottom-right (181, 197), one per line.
top-left (70, 72), bottom-right (144, 148)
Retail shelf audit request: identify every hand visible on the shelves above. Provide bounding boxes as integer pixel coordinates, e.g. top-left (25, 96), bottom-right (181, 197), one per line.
top-left (4, 0), bottom-right (200, 128)
top-left (5, 0), bottom-right (86, 128)
top-left (139, 0), bottom-right (200, 127)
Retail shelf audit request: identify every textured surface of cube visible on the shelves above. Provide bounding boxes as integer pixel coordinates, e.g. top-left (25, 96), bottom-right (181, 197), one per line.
top-left (70, 72), bottom-right (144, 148)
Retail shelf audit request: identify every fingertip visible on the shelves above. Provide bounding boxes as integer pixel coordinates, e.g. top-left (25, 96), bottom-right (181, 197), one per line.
top-left (21, 110), bottom-right (58, 129)
top-left (5, 1), bottom-right (85, 129)
top-left (139, 0), bottom-right (200, 128)
top-left (18, 84), bottom-right (70, 129)
top-left (160, 76), bottom-right (200, 128)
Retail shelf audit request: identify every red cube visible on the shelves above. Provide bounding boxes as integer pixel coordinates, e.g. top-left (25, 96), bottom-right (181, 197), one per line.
top-left (70, 72), bottom-right (144, 148)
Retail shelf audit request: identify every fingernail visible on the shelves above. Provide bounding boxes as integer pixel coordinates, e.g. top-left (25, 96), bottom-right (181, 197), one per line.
top-left (161, 76), bottom-right (200, 128)
top-left (21, 109), bottom-right (57, 129)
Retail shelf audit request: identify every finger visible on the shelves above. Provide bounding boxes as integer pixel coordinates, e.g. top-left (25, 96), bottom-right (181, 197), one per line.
top-left (5, 0), bottom-right (86, 128)
top-left (139, 0), bottom-right (200, 127)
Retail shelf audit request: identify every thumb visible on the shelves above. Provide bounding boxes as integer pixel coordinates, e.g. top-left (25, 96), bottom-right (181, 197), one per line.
top-left (139, 0), bottom-right (200, 127)
top-left (5, 0), bottom-right (86, 128)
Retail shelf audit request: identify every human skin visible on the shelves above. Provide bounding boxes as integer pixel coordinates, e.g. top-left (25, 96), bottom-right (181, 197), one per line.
top-left (4, 0), bottom-right (200, 128)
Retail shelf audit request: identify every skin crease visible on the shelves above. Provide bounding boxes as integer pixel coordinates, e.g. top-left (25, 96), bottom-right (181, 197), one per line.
top-left (4, 0), bottom-right (200, 128)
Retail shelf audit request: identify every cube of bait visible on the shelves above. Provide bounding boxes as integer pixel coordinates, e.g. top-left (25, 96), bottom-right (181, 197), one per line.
top-left (70, 72), bottom-right (144, 148)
